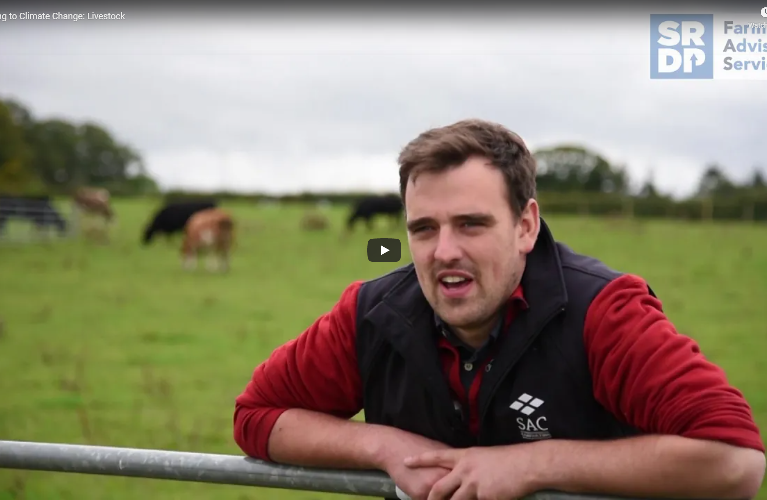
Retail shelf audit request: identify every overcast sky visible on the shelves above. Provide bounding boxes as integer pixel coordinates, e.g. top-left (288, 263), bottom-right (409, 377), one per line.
top-left (1, 6), bottom-right (765, 198)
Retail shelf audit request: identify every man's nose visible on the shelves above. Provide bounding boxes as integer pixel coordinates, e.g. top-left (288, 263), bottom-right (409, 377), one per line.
top-left (433, 228), bottom-right (462, 262)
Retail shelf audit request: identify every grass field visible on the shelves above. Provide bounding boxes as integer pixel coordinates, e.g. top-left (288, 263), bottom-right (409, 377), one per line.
top-left (0, 198), bottom-right (765, 500)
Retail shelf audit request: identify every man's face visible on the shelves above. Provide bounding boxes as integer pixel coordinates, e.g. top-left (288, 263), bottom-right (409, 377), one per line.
top-left (405, 156), bottom-right (539, 337)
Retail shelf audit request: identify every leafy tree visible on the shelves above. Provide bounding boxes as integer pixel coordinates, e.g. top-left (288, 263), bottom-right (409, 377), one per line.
top-left (696, 163), bottom-right (737, 197)
top-left (0, 96), bottom-right (158, 195)
top-left (533, 145), bottom-right (629, 194)
top-left (0, 100), bottom-right (45, 194)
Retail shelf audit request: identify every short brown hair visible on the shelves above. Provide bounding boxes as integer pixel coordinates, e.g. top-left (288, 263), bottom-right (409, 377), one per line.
top-left (397, 119), bottom-right (537, 219)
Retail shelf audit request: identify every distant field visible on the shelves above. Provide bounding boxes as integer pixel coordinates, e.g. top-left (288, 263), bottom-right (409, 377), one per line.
top-left (0, 198), bottom-right (765, 500)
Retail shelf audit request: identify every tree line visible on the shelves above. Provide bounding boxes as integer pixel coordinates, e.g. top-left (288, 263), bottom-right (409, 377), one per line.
top-left (0, 97), bottom-right (159, 197)
top-left (527, 145), bottom-right (767, 221)
top-left (169, 144), bottom-right (767, 222)
top-left (2, 96), bottom-right (765, 221)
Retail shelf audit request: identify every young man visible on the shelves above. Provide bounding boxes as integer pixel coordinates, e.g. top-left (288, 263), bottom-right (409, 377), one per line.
top-left (234, 119), bottom-right (765, 500)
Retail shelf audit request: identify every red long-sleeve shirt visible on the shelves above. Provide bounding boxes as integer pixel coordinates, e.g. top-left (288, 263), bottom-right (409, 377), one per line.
top-left (233, 273), bottom-right (765, 460)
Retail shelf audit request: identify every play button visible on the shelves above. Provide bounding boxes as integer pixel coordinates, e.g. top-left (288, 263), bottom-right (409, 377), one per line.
top-left (367, 238), bottom-right (401, 263)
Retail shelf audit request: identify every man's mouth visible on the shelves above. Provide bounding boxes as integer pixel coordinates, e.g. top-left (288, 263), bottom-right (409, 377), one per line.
top-left (439, 275), bottom-right (473, 288)
top-left (437, 272), bottom-right (475, 297)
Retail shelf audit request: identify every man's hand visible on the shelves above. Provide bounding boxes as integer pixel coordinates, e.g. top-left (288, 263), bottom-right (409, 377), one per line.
top-left (403, 445), bottom-right (537, 500)
top-left (376, 429), bottom-right (456, 500)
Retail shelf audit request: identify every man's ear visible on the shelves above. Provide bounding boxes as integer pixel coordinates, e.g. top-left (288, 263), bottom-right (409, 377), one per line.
top-left (517, 199), bottom-right (540, 254)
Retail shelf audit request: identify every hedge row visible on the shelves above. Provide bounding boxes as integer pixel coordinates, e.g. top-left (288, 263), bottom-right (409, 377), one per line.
top-left (535, 193), bottom-right (767, 221)
top-left (159, 190), bottom-right (767, 222)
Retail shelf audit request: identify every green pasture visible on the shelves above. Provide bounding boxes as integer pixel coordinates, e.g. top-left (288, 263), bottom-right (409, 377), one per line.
top-left (0, 198), bottom-right (765, 500)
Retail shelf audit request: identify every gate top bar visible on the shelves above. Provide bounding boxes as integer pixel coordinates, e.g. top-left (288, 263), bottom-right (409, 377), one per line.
top-left (0, 440), bottom-right (394, 497)
top-left (0, 440), bottom-right (700, 500)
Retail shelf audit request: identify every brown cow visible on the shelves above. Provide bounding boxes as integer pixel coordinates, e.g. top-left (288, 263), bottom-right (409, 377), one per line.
top-left (72, 187), bottom-right (114, 242)
top-left (181, 208), bottom-right (235, 272)
top-left (73, 187), bottom-right (113, 221)
top-left (300, 210), bottom-right (329, 231)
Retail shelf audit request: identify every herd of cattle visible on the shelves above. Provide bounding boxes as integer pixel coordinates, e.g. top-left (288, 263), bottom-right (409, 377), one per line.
top-left (0, 189), bottom-right (404, 271)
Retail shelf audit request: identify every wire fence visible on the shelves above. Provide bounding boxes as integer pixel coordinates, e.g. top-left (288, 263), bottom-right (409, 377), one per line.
top-left (0, 196), bottom-right (78, 244)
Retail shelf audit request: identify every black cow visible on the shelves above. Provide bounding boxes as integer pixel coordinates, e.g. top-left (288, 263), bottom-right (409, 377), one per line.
top-left (0, 195), bottom-right (68, 236)
top-left (346, 194), bottom-right (403, 232)
top-left (142, 199), bottom-right (217, 244)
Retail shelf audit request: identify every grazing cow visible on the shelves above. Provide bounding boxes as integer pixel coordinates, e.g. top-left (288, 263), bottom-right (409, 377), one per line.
top-left (300, 211), bottom-right (330, 231)
top-left (0, 195), bottom-right (68, 237)
top-left (181, 208), bottom-right (235, 272)
top-left (346, 194), bottom-right (403, 232)
top-left (142, 200), bottom-right (217, 245)
top-left (73, 187), bottom-right (113, 222)
top-left (72, 187), bottom-right (114, 243)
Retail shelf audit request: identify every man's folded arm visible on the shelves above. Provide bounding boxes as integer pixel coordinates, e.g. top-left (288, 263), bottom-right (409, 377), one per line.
top-left (233, 281), bottom-right (393, 469)
top-left (531, 274), bottom-right (765, 499)
top-left (586, 274), bottom-right (764, 453)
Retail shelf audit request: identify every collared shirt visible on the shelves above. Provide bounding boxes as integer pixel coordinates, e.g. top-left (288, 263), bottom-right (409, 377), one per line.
top-left (433, 285), bottom-right (529, 433)
top-left (434, 309), bottom-right (505, 394)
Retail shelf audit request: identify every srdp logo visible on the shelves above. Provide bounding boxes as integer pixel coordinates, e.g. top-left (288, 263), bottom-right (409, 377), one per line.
top-left (650, 14), bottom-right (713, 79)
top-left (367, 238), bottom-right (401, 263)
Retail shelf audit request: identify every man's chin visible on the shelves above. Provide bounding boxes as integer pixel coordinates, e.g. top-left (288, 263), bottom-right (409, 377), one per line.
top-left (434, 304), bottom-right (479, 327)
